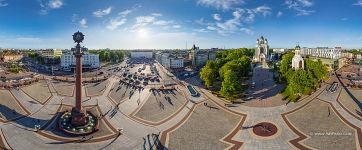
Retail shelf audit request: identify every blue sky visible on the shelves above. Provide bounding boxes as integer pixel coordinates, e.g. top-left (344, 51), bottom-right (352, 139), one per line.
top-left (0, 0), bottom-right (362, 49)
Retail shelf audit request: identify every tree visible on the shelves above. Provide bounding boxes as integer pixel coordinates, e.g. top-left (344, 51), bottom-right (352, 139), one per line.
top-left (200, 61), bottom-right (218, 88)
top-left (279, 52), bottom-right (294, 77)
top-left (220, 70), bottom-right (241, 99)
top-left (280, 54), bottom-right (328, 102)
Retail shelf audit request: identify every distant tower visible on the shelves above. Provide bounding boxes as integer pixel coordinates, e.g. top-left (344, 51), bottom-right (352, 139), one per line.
top-left (292, 44), bottom-right (304, 70)
top-left (254, 36), bottom-right (269, 62)
top-left (190, 44), bottom-right (199, 67)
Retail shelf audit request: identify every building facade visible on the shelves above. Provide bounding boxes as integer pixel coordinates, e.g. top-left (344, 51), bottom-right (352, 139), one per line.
top-left (292, 45), bottom-right (304, 70)
top-left (170, 57), bottom-right (184, 69)
top-left (300, 47), bottom-right (342, 59)
top-left (155, 52), bottom-right (184, 69)
top-left (130, 50), bottom-right (153, 58)
top-left (189, 44), bottom-right (216, 67)
top-left (0, 51), bottom-right (23, 63)
top-left (254, 36), bottom-right (269, 62)
top-left (61, 52), bottom-right (100, 71)
top-left (38, 49), bottom-right (63, 58)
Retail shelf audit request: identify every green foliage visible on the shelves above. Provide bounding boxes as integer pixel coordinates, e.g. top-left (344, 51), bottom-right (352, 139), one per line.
top-left (220, 70), bottom-right (241, 99)
top-left (27, 52), bottom-right (38, 59)
top-left (8, 64), bottom-right (23, 73)
top-left (279, 52), bottom-right (294, 77)
top-left (89, 50), bottom-right (127, 63)
top-left (201, 48), bottom-right (252, 99)
top-left (279, 54), bottom-right (328, 102)
top-left (199, 61), bottom-right (218, 88)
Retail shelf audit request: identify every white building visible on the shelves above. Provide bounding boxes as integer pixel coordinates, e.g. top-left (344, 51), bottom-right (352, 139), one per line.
top-left (61, 53), bottom-right (100, 71)
top-left (131, 50), bottom-right (153, 58)
top-left (300, 47), bottom-right (342, 59)
top-left (155, 52), bottom-right (184, 69)
top-left (254, 36), bottom-right (269, 62)
top-left (161, 53), bottom-right (171, 68)
top-left (170, 57), bottom-right (184, 69)
top-left (292, 45), bottom-right (304, 70)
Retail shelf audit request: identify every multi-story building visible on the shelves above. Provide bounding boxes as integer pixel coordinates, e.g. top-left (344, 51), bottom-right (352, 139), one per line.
top-left (0, 51), bottom-right (23, 62)
top-left (130, 50), bottom-right (153, 58)
top-left (189, 44), bottom-right (216, 67)
top-left (38, 49), bottom-right (63, 58)
top-left (61, 52), bottom-right (100, 71)
top-left (300, 47), bottom-right (342, 59)
top-left (170, 56), bottom-right (184, 69)
top-left (37, 49), bottom-right (63, 64)
top-left (155, 52), bottom-right (184, 69)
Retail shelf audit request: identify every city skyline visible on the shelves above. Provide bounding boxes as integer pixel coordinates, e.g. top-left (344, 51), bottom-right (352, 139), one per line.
top-left (0, 0), bottom-right (362, 49)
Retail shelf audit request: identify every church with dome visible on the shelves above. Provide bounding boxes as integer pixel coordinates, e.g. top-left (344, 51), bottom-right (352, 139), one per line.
top-left (253, 36), bottom-right (269, 62)
top-left (292, 45), bottom-right (305, 70)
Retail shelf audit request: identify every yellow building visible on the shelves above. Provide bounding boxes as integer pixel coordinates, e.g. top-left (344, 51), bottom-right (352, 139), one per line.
top-left (38, 49), bottom-right (63, 58)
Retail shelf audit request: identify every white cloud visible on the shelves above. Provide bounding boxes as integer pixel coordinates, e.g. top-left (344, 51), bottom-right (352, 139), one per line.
top-left (38, 0), bottom-right (63, 15)
top-left (173, 25), bottom-right (182, 29)
top-left (212, 14), bottom-right (222, 21)
top-left (195, 7), bottom-right (266, 36)
top-left (240, 28), bottom-right (254, 35)
top-left (197, 0), bottom-right (244, 10)
top-left (353, 0), bottom-right (362, 6)
top-left (107, 18), bottom-right (127, 30)
top-left (118, 4), bottom-right (142, 17)
top-left (153, 20), bottom-right (173, 26)
top-left (132, 14), bottom-right (178, 30)
top-left (71, 14), bottom-right (88, 28)
top-left (194, 28), bottom-right (209, 33)
top-left (93, 7), bottom-right (112, 18)
top-left (79, 18), bottom-right (88, 28)
top-left (195, 18), bottom-right (211, 26)
top-left (119, 9), bottom-right (132, 17)
top-left (48, 0), bottom-right (63, 9)
top-left (152, 13), bottom-right (163, 17)
top-left (207, 26), bottom-right (217, 31)
top-left (285, 0), bottom-right (314, 16)
top-left (253, 6), bottom-right (272, 17)
top-left (277, 11), bottom-right (283, 17)
top-left (135, 16), bottom-right (156, 28)
top-left (0, 0), bottom-right (8, 7)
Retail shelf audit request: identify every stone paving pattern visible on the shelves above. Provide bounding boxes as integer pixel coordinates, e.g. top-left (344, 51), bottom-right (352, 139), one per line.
top-left (134, 89), bottom-right (186, 123)
top-left (108, 82), bottom-right (136, 104)
top-left (168, 100), bottom-right (240, 150)
top-left (287, 100), bottom-right (357, 150)
top-left (85, 80), bottom-right (109, 97)
top-left (338, 89), bottom-right (362, 120)
top-left (0, 90), bottom-right (28, 121)
top-left (51, 81), bottom-right (74, 97)
top-left (21, 80), bottom-right (52, 104)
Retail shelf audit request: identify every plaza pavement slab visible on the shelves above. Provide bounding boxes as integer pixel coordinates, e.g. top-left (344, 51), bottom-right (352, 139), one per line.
top-left (21, 80), bottom-right (52, 104)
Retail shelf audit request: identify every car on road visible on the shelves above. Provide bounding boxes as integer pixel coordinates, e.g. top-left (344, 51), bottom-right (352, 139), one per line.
top-left (244, 96), bottom-right (254, 101)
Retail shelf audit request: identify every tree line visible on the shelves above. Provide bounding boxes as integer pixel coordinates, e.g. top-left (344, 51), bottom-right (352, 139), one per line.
top-left (89, 50), bottom-right (129, 63)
